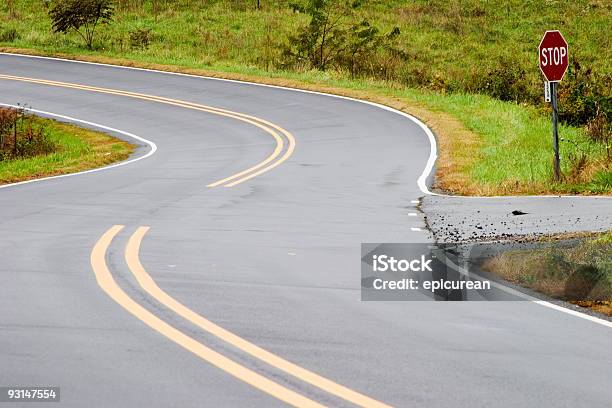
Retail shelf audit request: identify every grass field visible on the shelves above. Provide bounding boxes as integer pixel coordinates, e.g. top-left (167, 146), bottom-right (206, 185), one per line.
top-left (0, 116), bottom-right (134, 184)
top-left (1, 0), bottom-right (610, 194)
top-left (483, 231), bottom-right (612, 316)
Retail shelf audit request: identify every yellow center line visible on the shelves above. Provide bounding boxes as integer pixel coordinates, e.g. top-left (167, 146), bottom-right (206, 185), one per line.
top-left (125, 226), bottom-right (393, 408)
top-left (91, 225), bottom-right (325, 408)
top-left (0, 74), bottom-right (296, 187)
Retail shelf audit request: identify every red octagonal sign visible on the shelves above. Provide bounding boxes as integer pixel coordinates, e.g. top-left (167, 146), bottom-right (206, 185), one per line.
top-left (539, 30), bottom-right (569, 82)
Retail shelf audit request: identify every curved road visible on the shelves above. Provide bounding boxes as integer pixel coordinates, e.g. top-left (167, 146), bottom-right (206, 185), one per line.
top-left (0, 54), bottom-right (610, 407)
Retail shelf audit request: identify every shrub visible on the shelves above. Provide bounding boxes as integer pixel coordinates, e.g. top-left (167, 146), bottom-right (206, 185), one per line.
top-left (558, 59), bottom-right (611, 127)
top-left (478, 57), bottom-right (530, 103)
top-left (282, 0), bottom-right (401, 78)
top-left (0, 27), bottom-right (20, 42)
top-left (340, 23), bottom-right (402, 79)
top-left (129, 27), bottom-right (153, 49)
top-left (0, 107), bottom-right (20, 153)
top-left (586, 107), bottom-right (611, 159)
top-left (564, 265), bottom-right (607, 301)
top-left (15, 122), bottom-right (56, 158)
top-left (565, 152), bottom-right (589, 184)
top-left (282, 0), bottom-right (355, 71)
top-left (49, 0), bottom-right (115, 49)
top-left (0, 107), bottom-right (56, 161)
top-left (6, 0), bottom-right (16, 18)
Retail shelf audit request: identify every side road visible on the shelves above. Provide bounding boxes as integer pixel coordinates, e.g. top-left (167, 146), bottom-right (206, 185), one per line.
top-left (422, 195), bottom-right (612, 242)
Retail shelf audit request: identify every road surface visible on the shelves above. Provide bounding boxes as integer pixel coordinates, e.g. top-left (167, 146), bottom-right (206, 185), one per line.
top-left (0, 54), bottom-right (610, 407)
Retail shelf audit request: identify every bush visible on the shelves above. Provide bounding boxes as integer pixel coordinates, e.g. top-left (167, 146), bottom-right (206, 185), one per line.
top-left (0, 108), bottom-right (56, 161)
top-left (282, 0), bottom-right (354, 71)
top-left (586, 107), bottom-right (611, 158)
top-left (129, 28), bottom-right (153, 49)
top-left (564, 264), bottom-right (607, 300)
top-left (0, 107), bottom-right (19, 152)
top-left (477, 57), bottom-right (531, 103)
top-left (282, 0), bottom-right (401, 78)
top-left (6, 0), bottom-right (16, 18)
top-left (558, 59), bottom-right (611, 127)
top-left (0, 27), bottom-right (20, 42)
top-left (341, 23), bottom-right (403, 79)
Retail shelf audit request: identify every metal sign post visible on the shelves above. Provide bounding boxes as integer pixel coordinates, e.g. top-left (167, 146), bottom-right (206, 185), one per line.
top-left (550, 81), bottom-right (560, 181)
top-left (539, 30), bottom-right (568, 182)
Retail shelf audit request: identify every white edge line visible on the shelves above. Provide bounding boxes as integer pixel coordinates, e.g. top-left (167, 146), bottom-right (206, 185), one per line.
top-left (1, 54), bottom-right (610, 327)
top-left (442, 253), bottom-right (612, 329)
top-left (0, 103), bottom-right (157, 190)
top-left (3, 53), bottom-right (610, 200)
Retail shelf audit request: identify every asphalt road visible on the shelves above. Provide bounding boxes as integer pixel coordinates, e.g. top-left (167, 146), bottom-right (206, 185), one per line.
top-left (0, 54), bottom-right (610, 407)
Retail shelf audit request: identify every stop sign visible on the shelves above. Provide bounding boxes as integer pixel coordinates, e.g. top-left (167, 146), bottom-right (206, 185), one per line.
top-left (539, 30), bottom-right (569, 82)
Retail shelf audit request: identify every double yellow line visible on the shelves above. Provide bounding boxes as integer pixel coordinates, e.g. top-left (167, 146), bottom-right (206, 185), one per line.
top-left (0, 74), bottom-right (295, 187)
top-left (92, 226), bottom-right (392, 408)
top-left (13, 71), bottom-right (389, 405)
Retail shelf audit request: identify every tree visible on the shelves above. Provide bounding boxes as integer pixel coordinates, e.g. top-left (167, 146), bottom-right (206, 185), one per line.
top-left (345, 20), bottom-right (380, 77)
top-left (344, 23), bottom-right (401, 78)
top-left (283, 0), bottom-right (400, 75)
top-left (49, 0), bottom-right (115, 49)
top-left (285, 0), bottom-right (353, 70)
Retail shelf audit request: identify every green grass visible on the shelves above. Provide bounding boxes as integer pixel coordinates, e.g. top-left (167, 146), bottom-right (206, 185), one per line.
top-left (0, 117), bottom-right (134, 184)
top-left (405, 91), bottom-right (610, 194)
top-left (1, 0), bottom-right (610, 194)
top-left (3, 0), bottom-right (609, 80)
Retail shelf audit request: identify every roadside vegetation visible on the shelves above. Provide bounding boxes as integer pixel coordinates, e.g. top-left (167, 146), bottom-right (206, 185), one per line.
top-left (0, 0), bottom-right (610, 194)
top-left (483, 231), bottom-right (612, 316)
top-left (0, 106), bottom-right (134, 184)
